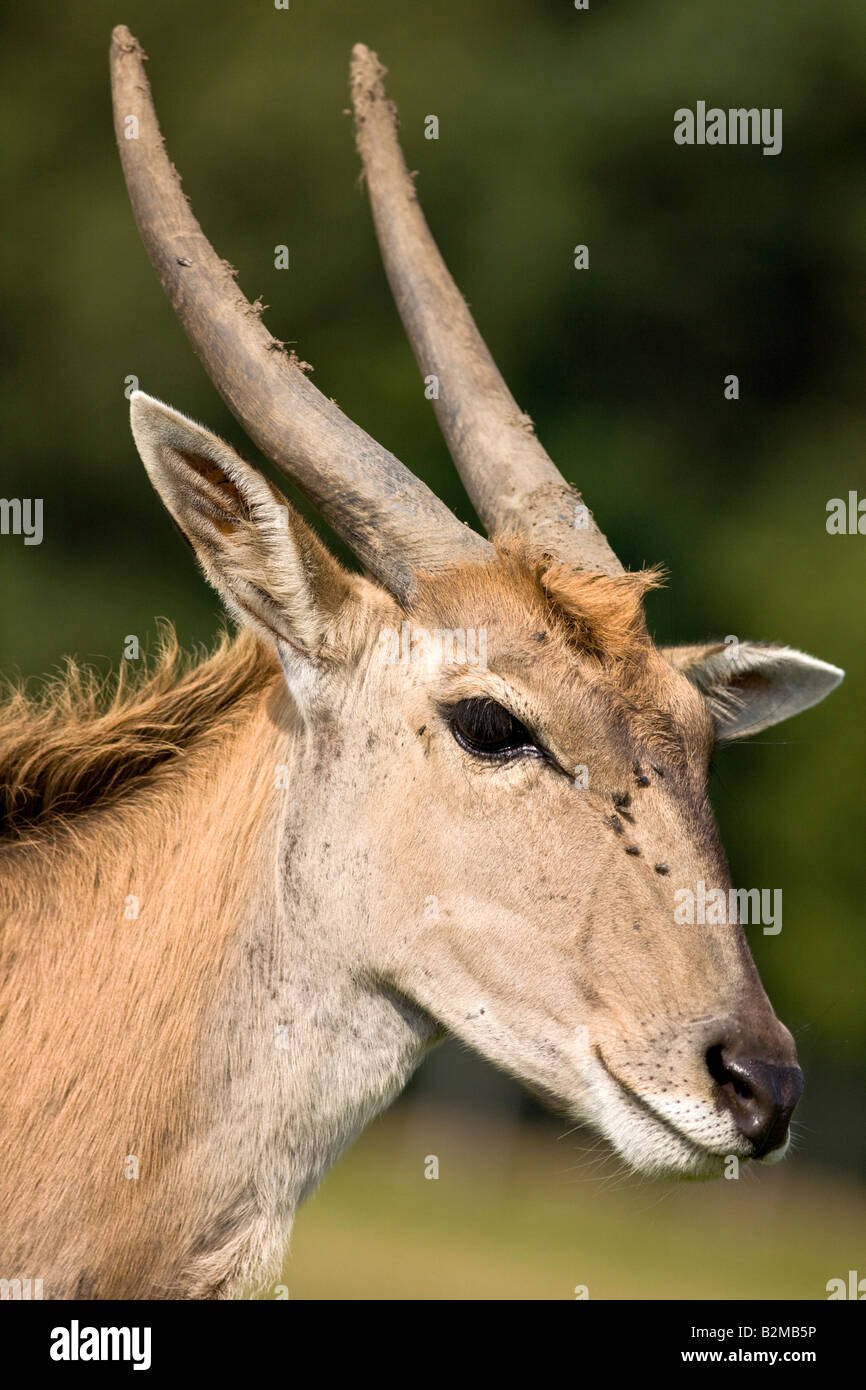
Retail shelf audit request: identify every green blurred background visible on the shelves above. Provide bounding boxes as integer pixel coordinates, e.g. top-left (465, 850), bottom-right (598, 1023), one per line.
top-left (1, 0), bottom-right (864, 1297)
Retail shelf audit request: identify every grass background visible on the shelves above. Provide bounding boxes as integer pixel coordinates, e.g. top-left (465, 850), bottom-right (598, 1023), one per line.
top-left (260, 1102), bottom-right (866, 1300)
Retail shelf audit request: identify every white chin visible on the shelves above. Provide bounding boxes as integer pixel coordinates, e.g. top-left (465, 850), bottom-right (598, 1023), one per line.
top-left (757, 1133), bottom-right (791, 1166)
top-left (606, 1120), bottom-right (728, 1181)
top-left (576, 1060), bottom-right (745, 1180)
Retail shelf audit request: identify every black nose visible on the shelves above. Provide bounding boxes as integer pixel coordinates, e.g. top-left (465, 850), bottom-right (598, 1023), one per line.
top-left (706, 1043), bottom-right (804, 1157)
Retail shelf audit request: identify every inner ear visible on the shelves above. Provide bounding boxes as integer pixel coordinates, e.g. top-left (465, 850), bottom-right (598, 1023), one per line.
top-left (129, 392), bottom-right (363, 660)
top-left (661, 640), bottom-right (844, 741)
top-left (183, 453), bottom-right (253, 528)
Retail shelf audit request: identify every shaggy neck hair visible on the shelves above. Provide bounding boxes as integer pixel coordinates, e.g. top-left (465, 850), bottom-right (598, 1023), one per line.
top-left (0, 625), bottom-right (279, 845)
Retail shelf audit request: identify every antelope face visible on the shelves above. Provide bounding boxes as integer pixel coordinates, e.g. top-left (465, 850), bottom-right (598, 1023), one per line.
top-left (351, 554), bottom-right (834, 1179)
top-left (118, 29), bottom-right (843, 1187)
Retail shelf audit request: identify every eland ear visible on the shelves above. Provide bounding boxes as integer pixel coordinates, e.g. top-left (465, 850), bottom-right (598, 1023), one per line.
top-left (661, 640), bottom-right (844, 741)
top-left (129, 393), bottom-right (359, 663)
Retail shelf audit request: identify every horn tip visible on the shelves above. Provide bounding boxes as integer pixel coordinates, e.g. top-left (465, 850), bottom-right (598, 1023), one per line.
top-left (110, 25), bottom-right (143, 56)
top-left (350, 42), bottom-right (386, 90)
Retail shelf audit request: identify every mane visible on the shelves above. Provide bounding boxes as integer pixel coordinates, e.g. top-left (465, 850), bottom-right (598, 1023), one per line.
top-left (0, 624), bottom-right (279, 844)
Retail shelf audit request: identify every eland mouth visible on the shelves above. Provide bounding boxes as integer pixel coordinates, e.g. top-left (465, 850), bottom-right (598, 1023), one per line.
top-left (591, 1040), bottom-right (803, 1177)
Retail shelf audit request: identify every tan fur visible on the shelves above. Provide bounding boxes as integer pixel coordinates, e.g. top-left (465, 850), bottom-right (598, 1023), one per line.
top-left (0, 632), bottom-right (286, 1296)
top-left (0, 416), bottom-right (841, 1298)
top-left (422, 541), bottom-right (663, 661)
top-left (0, 626), bottom-right (277, 844)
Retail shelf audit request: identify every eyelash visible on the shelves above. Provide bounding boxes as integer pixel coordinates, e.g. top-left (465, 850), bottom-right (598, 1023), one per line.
top-left (443, 698), bottom-right (544, 763)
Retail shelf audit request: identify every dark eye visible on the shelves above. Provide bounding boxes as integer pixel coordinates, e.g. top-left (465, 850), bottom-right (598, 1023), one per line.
top-left (445, 698), bottom-right (540, 762)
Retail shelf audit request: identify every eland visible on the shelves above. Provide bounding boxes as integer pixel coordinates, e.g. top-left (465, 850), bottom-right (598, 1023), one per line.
top-left (0, 27), bottom-right (843, 1298)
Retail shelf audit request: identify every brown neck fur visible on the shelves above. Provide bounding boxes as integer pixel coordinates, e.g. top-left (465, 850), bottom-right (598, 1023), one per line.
top-left (0, 625), bottom-right (278, 846)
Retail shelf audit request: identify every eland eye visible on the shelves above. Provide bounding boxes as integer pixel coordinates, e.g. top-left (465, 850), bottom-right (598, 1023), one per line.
top-left (445, 698), bottom-right (540, 762)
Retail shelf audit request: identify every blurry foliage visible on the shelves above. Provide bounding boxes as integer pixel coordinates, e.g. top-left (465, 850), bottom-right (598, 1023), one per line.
top-left (1, 0), bottom-right (863, 1164)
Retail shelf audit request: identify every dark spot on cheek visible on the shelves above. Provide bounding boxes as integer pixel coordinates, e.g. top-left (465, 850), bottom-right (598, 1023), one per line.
top-left (533, 631), bottom-right (547, 642)
top-left (416, 725), bottom-right (426, 736)
top-left (614, 792), bottom-right (631, 809)
top-left (625, 845), bottom-right (641, 856)
top-left (633, 922), bottom-right (642, 932)
top-left (651, 764), bottom-right (665, 778)
top-left (607, 814), bottom-right (625, 834)
top-left (654, 863), bottom-right (670, 875)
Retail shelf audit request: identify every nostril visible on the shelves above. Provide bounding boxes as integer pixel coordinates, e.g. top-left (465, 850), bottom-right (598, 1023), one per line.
top-left (706, 1041), bottom-right (804, 1158)
top-left (706, 1045), bottom-right (745, 1100)
top-left (706, 1043), bottom-right (751, 1098)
